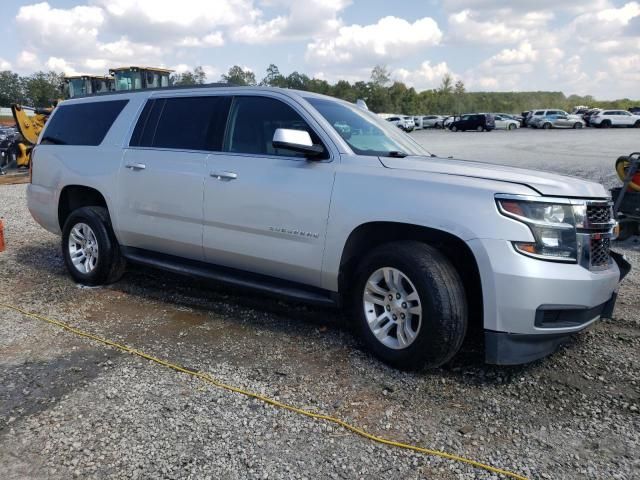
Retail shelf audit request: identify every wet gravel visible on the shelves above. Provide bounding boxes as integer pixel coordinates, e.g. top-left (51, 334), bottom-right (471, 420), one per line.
top-left (1, 131), bottom-right (639, 480)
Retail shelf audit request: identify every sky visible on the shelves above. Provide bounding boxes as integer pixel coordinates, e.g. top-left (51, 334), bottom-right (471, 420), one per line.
top-left (0, 0), bottom-right (638, 99)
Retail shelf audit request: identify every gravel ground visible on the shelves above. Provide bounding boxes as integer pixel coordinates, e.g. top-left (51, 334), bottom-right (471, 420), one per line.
top-left (1, 130), bottom-right (639, 479)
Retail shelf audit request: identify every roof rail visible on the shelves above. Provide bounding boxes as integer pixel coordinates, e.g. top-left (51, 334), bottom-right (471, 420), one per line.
top-left (69, 82), bottom-right (234, 99)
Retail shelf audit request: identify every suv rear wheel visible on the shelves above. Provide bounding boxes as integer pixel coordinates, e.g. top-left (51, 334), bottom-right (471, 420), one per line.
top-left (352, 241), bottom-right (467, 370)
top-left (62, 206), bottom-right (126, 286)
top-left (543, 122), bottom-right (552, 129)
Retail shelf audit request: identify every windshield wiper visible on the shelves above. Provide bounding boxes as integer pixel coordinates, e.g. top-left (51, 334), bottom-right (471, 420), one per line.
top-left (386, 151), bottom-right (408, 158)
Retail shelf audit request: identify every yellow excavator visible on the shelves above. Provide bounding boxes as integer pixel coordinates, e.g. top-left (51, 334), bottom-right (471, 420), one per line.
top-left (10, 66), bottom-right (174, 169)
top-left (11, 104), bottom-right (53, 169)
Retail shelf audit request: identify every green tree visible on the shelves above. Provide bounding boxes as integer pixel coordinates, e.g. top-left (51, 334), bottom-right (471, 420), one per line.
top-left (0, 70), bottom-right (25, 106)
top-left (260, 64), bottom-right (287, 87)
top-left (370, 65), bottom-right (391, 87)
top-left (222, 66), bottom-right (256, 86)
top-left (172, 66), bottom-right (207, 85)
top-left (285, 71), bottom-right (310, 90)
top-left (23, 71), bottom-right (64, 107)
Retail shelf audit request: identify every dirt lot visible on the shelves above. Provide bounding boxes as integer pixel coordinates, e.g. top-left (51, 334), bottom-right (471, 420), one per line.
top-left (1, 129), bottom-right (639, 479)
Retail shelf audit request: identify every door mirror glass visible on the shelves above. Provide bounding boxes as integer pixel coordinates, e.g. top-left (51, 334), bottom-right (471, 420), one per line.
top-left (272, 128), bottom-right (324, 157)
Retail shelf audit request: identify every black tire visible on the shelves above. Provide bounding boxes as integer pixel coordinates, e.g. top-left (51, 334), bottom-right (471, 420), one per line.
top-left (543, 122), bottom-right (552, 130)
top-left (351, 241), bottom-right (467, 370)
top-left (476, 126), bottom-right (483, 132)
top-left (601, 120), bottom-right (611, 128)
top-left (451, 125), bottom-right (457, 132)
top-left (573, 122), bottom-right (582, 129)
top-left (507, 123), bottom-right (515, 130)
top-left (62, 206), bottom-right (126, 286)
top-left (634, 120), bottom-right (640, 128)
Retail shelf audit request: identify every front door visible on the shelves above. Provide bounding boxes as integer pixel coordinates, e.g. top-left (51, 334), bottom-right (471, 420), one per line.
top-left (202, 95), bottom-right (335, 287)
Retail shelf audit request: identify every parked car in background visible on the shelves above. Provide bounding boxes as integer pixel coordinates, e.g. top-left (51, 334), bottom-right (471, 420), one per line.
top-left (589, 110), bottom-right (640, 128)
top-left (386, 116), bottom-right (414, 132)
top-left (583, 109), bottom-right (601, 126)
top-left (521, 111), bottom-right (531, 127)
top-left (442, 116), bottom-right (456, 128)
top-left (421, 115), bottom-right (444, 128)
top-left (492, 114), bottom-right (520, 130)
top-left (629, 106), bottom-right (640, 115)
top-left (403, 116), bottom-right (415, 132)
top-left (449, 113), bottom-right (495, 132)
top-left (413, 116), bottom-right (423, 130)
top-left (532, 112), bottom-right (585, 129)
top-left (529, 110), bottom-right (582, 129)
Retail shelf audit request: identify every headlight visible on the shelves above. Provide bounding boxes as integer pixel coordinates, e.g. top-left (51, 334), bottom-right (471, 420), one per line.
top-left (496, 196), bottom-right (578, 262)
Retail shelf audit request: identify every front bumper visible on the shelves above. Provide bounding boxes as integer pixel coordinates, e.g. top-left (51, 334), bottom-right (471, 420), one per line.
top-left (467, 238), bottom-right (630, 364)
top-left (485, 294), bottom-right (618, 365)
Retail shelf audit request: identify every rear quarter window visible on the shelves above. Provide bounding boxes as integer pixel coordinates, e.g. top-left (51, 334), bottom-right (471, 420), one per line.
top-left (41, 100), bottom-right (128, 146)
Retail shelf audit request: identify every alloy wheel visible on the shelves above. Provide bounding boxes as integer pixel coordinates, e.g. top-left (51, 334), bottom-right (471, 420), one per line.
top-left (363, 267), bottom-right (423, 350)
top-left (68, 223), bottom-right (99, 274)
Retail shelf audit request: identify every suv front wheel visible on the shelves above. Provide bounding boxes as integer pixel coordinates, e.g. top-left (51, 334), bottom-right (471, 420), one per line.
top-left (62, 206), bottom-right (126, 286)
top-left (352, 241), bottom-right (467, 370)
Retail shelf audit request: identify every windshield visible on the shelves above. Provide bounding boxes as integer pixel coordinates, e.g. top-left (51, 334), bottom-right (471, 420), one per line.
top-left (114, 71), bottom-right (142, 91)
top-left (306, 97), bottom-right (430, 157)
top-left (68, 79), bottom-right (87, 98)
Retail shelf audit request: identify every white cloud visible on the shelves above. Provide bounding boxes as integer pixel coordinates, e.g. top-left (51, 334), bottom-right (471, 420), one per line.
top-left (488, 42), bottom-right (538, 65)
top-left (448, 9), bottom-right (527, 44)
top-left (392, 61), bottom-right (452, 90)
top-left (17, 51), bottom-right (39, 70)
top-left (16, 2), bottom-right (104, 55)
top-left (232, 0), bottom-right (350, 44)
top-left (306, 16), bottom-right (442, 66)
top-left (568, 1), bottom-right (640, 48)
top-left (0, 58), bottom-right (12, 70)
top-left (45, 57), bottom-right (78, 75)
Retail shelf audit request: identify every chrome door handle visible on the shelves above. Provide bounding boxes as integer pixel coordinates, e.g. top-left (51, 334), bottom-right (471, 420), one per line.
top-left (210, 171), bottom-right (238, 181)
top-left (125, 163), bottom-right (146, 170)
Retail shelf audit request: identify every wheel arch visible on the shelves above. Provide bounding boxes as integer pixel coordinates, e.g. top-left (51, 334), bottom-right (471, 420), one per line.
top-left (58, 185), bottom-right (109, 230)
top-left (338, 221), bottom-right (483, 334)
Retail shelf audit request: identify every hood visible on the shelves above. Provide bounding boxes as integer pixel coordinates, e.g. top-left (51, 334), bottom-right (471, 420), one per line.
top-left (379, 156), bottom-right (608, 198)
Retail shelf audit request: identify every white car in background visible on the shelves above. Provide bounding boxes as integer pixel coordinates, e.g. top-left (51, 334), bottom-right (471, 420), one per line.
top-left (421, 115), bottom-right (444, 128)
top-left (492, 114), bottom-right (519, 130)
top-left (589, 110), bottom-right (640, 128)
top-left (385, 115), bottom-right (414, 132)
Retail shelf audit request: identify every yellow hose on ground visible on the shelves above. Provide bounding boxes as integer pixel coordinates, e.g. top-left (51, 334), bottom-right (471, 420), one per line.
top-left (0, 301), bottom-right (529, 480)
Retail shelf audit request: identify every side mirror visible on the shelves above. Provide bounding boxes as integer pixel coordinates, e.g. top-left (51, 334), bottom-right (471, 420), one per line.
top-left (272, 128), bottom-right (324, 157)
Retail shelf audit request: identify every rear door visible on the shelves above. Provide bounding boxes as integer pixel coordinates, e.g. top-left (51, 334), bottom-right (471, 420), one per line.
top-left (202, 94), bottom-right (336, 287)
top-left (116, 95), bottom-right (230, 260)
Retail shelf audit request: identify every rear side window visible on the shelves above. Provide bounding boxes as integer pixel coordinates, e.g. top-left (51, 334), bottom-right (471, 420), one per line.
top-left (41, 100), bottom-right (128, 146)
top-left (130, 96), bottom-right (231, 151)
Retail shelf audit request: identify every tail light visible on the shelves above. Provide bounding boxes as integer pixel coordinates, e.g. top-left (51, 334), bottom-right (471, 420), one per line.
top-left (29, 146), bottom-right (35, 183)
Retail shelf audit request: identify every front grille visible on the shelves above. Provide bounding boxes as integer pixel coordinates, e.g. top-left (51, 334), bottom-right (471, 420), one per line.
top-left (590, 236), bottom-right (610, 267)
top-left (586, 204), bottom-right (612, 226)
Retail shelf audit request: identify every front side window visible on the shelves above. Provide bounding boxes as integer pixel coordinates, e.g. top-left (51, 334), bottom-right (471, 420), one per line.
top-left (224, 96), bottom-right (325, 158)
top-left (41, 100), bottom-right (128, 146)
top-left (306, 97), bottom-right (430, 157)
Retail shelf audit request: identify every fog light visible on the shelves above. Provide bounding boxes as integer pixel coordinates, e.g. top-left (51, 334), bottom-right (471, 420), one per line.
top-left (540, 228), bottom-right (561, 247)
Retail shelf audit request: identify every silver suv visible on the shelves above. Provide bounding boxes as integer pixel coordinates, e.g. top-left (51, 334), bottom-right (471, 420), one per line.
top-left (27, 86), bottom-right (628, 369)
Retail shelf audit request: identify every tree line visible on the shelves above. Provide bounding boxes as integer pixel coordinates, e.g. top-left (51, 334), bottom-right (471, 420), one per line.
top-left (1, 64), bottom-right (637, 115)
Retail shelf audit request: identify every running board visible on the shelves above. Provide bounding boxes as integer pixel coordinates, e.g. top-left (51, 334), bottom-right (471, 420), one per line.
top-left (120, 247), bottom-right (338, 307)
